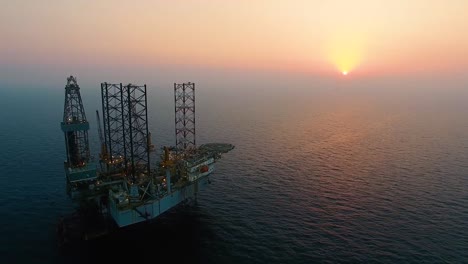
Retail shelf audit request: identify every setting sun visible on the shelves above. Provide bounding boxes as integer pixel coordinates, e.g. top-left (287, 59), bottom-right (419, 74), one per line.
top-left (326, 33), bottom-right (364, 76)
top-left (330, 47), bottom-right (361, 75)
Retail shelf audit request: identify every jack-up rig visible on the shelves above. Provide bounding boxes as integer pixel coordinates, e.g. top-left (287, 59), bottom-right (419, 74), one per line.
top-left (58, 76), bottom-right (234, 244)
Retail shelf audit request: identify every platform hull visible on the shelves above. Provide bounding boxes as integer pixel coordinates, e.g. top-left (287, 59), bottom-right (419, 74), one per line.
top-left (109, 176), bottom-right (210, 227)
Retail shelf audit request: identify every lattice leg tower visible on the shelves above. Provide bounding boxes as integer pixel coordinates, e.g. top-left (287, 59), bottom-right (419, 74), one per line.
top-left (124, 84), bottom-right (150, 181)
top-left (101, 82), bottom-right (127, 174)
top-left (174, 82), bottom-right (196, 153)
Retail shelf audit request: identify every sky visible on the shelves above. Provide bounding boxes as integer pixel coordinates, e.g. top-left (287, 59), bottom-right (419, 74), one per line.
top-left (1, 0), bottom-right (468, 87)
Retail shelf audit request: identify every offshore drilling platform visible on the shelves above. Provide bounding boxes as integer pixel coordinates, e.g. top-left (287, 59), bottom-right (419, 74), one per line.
top-left (58, 76), bottom-right (234, 244)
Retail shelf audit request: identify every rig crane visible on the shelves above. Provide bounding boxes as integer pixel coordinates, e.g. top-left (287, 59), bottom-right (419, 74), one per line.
top-left (95, 110), bottom-right (108, 162)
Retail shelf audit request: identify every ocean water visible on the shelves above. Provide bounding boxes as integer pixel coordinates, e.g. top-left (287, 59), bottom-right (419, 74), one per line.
top-left (1, 79), bottom-right (468, 263)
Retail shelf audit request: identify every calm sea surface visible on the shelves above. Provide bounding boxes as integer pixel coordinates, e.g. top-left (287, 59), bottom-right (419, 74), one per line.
top-left (1, 80), bottom-right (467, 263)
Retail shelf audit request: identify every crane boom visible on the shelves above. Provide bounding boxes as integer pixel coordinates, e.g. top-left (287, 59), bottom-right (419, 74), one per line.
top-left (96, 110), bottom-right (104, 145)
top-left (96, 110), bottom-right (108, 161)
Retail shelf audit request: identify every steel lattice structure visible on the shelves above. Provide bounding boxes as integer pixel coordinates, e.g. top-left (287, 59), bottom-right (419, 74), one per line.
top-left (174, 82), bottom-right (196, 152)
top-left (62, 76), bottom-right (90, 168)
top-left (101, 83), bottom-right (127, 172)
top-left (124, 84), bottom-right (150, 179)
top-left (101, 82), bottom-right (150, 180)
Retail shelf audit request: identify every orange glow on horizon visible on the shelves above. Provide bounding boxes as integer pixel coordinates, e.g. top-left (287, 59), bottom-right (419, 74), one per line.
top-left (1, 1), bottom-right (468, 76)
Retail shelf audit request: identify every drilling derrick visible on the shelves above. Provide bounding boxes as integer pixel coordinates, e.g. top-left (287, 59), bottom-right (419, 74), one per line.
top-left (174, 82), bottom-right (196, 153)
top-left (61, 76), bottom-right (97, 195)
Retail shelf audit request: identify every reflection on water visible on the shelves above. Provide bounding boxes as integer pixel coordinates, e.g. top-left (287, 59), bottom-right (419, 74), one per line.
top-left (1, 84), bottom-right (468, 263)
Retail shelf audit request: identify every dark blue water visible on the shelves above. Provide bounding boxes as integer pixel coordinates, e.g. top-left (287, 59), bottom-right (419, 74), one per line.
top-left (1, 79), bottom-right (468, 263)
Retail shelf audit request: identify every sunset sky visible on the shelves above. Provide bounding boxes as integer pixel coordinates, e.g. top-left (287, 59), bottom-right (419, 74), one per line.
top-left (1, 0), bottom-right (468, 83)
